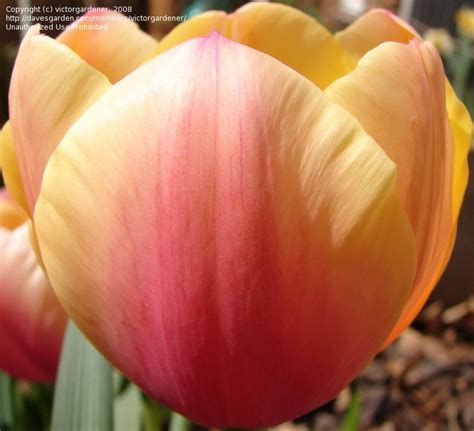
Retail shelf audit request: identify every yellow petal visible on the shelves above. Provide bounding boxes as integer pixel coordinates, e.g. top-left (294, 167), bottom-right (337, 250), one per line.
top-left (334, 8), bottom-right (472, 233)
top-left (35, 34), bottom-right (415, 426)
top-left (326, 41), bottom-right (457, 344)
top-left (445, 81), bottom-right (472, 219)
top-left (0, 122), bottom-right (29, 213)
top-left (9, 25), bottom-right (111, 215)
top-left (335, 8), bottom-right (419, 61)
top-left (153, 2), bottom-right (355, 88)
top-left (57, 10), bottom-right (158, 83)
top-left (332, 8), bottom-right (472, 343)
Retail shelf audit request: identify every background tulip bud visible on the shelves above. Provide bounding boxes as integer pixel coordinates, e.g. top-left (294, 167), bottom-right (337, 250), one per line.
top-left (0, 188), bottom-right (67, 382)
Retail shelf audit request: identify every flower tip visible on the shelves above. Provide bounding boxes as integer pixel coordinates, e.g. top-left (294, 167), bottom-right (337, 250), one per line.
top-left (25, 24), bottom-right (41, 38)
top-left (370, 7), bottom-right (397, 17)
top-left (409, 37), bottom-right (422, 47)
top-left (206, 29), bottom-right (224, 40)
top-left (198, 30), bottom-right (230, 49)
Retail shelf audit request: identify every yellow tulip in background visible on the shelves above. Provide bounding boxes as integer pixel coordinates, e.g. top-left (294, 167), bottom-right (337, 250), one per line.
top-left (456, 6), bottom-right (474, 39)
top-left (0, 3), bottom-right (471, 427)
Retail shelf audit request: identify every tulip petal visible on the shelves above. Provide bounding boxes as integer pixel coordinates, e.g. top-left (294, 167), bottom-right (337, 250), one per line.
top-left (0, 122), bottom-right (29, 214)
top-left (326, 41), bottom-right (454, 344)
top-left (335, 8), bottom-right (419, 61)
top-left (0, 223), bottom-right (66, 381)
top-left (153, 2), bottom-right (355, 88)
top-left (445, 82), bottom-right (472, 219)
top-left (35, 34), bottom-right (415, 426)
top-left (0, 188), bottom-right (27, 230)
top-left (9, 25), bottom-right (111, 215)
top-left (57, 10), bottom-right (158, 83)
top-left (335, 8), bottom-right (471, 227)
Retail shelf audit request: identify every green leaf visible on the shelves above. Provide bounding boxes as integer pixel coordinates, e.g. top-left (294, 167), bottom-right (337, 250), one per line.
top-left (51, 321), bottom-right (114, 431)
top-left (0, 372), bottom-right (13, 430)
top-left (169, 412), bottom-right (192, 431)
top-left (114, 379), bottom-right (141, 431)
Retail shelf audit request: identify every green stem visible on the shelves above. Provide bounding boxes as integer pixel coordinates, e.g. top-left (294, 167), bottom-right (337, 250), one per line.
top-left (0, 372), bottom-right (14, 430)
top-left (142, 399), bottom-right (165, 431)
top-left (341, 383), bottom-right (360, 431)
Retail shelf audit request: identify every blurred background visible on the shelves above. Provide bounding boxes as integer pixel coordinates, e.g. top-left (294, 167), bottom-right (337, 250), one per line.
top-left (0, 0), bottom-right (473, 430)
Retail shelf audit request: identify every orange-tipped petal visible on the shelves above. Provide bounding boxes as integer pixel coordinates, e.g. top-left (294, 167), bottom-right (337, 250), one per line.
top-left (0, 188), bottom-right (27, 229)
top-left (326, 41), bottom-right (456, 345)
top-left (0, 191), bottom-right (66, 382)
top-left (9, 25), bottom-right (111, 216)
top-left (57, 10), bottom-right (158, 83)
top-left (35, 34), bottom-right (415, 426)
top-left (153, 2), bottom-right (355, 88)
top-left (335, 8), bottom-right (419, 61)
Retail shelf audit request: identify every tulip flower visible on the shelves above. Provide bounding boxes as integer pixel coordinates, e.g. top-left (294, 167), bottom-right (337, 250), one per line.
top-left (456, 6), bottom-right (474, 39)
top-left (0, 3), bottom-right (471, 427)
top-left (0, 184), bottom-right (67, 382)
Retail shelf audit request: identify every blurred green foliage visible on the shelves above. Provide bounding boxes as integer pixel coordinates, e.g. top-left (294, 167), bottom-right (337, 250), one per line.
top-left (444, 35), bottom-right (474, 116)
top-left (0, 373), bottom-right (54, 431)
